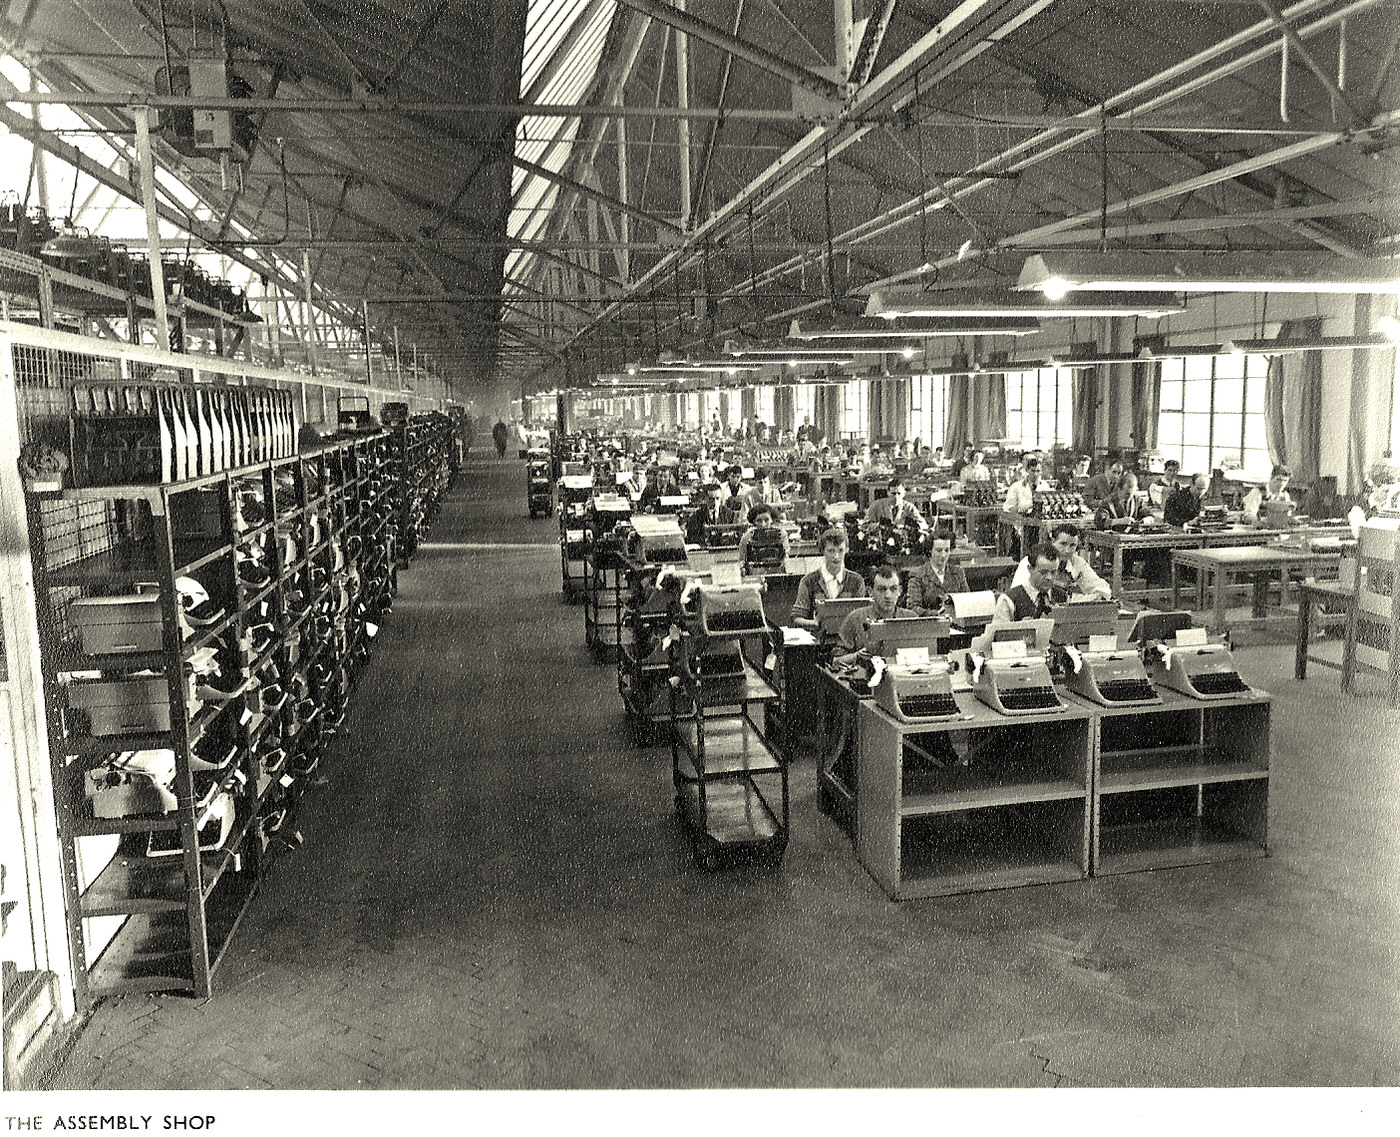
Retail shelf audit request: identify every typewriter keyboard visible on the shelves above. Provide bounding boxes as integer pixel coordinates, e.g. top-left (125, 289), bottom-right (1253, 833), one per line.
top-left (1096, 678), bottom-right (1160, 703)
top-left (1188, 671), bottom-right (1250, 696)
top-left (703, 612), bottom-right (767, 634)
top-left (997, 685), bottom-right (1062, 712)
top-left (898, 693), bottom-right (960, 719)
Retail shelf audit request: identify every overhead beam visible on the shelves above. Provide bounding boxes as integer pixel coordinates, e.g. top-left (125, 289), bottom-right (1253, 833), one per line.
top-left (609, 0), bottom-right (845, 101)
top-left (1255, 0), bottom-right (1366, 125)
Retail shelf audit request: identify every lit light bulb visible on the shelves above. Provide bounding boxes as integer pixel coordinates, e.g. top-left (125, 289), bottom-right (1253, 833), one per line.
top-left (627, 367), bottom-right (636, 376)
top-left (1040, 277), bottom-right (1071, 300)
top-left (788, 361), bottom-right (799, 368)
top-left (957, 240), bottom-right (973, 261)
top-left (902, 347), bottom-right (915, 360)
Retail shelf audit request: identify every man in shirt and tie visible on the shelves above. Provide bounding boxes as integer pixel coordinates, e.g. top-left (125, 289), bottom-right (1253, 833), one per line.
top-left (862, 478), bottom-right (930, 534)
top-left (1009, 523), bottom-right (1111, 601)
top-left (1003, 456), bottom-right (1046, 516)
top-left (685, 482), bottom-right (726, 544)
top-left (994, 543), bottom-right (1063, 622)
top-left (834, 563), bottom-right (917, 667)
top-left (790, 528), bottom-right (866, 632)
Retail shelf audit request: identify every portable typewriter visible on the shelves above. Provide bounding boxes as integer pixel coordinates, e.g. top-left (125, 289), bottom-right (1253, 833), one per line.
top-left (974, 653), bottom-right (1066, 715)
top-left (743, 526), bottom-right (787, 571)
top-left (1063, 646), bottom-right (1161, 706)
top-left (815, 597), bottom-right (868, 639)
top-left (695, 583), bottom-right (768, 637)
top-left (628, 515), bottom-right (689, 565)
top-left (1155, 639), bottom-right (1252, 699)
top-left (874, 660), bottom-right (961, 723)
top-left (703, 522), bottom-right (748, 550)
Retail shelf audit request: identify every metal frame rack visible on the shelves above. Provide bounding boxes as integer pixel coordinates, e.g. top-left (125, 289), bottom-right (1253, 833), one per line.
top-left (668, 601), bottom-right (788, 870)
top-left (23, 423), bottom-right (448, 1003)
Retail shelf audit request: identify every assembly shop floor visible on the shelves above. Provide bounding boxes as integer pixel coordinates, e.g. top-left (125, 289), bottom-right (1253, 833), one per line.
top-left (48, 455), bottom-right (1400, 1090)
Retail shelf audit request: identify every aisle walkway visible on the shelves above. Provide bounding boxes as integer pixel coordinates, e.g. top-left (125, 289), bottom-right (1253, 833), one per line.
top-left (50, 456), bottom-right (1400, 1089)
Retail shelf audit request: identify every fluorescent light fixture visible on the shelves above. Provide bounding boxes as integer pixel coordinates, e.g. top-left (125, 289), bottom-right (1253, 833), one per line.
top-left (790, 314), bottom-right (1042, 339)
top-left (864, 287), bottom-right (1186, 320)
top-left (1376, 315), bottom-right (1400, 341)
top-left (1221, 334), bottom-right (1400, 355)
top-left (726, 337), bottom-right (915, 357)
top-left (1018, 251), bottom-right (1400, 295)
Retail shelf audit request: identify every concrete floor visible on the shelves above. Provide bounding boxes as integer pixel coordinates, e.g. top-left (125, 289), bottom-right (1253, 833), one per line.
top-left (48, 454), bottom-right (1400, 1089)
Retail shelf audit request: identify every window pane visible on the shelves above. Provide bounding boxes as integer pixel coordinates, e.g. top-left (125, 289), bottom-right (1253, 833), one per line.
top-left (1243, 413), bottom-right (1267, 453)
top-left (1214, 376), bottom-right (1245, 414)
top-left (1241, 448), bottom-right (1272, 480)
top-left (1182, 381), bottom-right (1213, 414)
top-left (1181, 445), bottom-right (1211, 475)
top-left (1158, 413), bottom-right (1184, 450)
top-left (1214, 352), bottom-right (1244, 379)
top-left (1182, 412), bottom-right (1212, 449)
top-left (1245, 372), bottom-right (1266, 414)
top-left (1185, 355), bottom-right (1214, 382)
top-left (1159, 378), bottom-right (1183, 412)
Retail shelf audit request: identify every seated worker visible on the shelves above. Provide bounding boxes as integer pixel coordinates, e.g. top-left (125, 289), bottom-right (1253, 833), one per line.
top-left (791, 527), bottom-right (866, 632)
top-left (863, 446), bottom-right (894, 477)
top-left (738, 503), bottom-right (789, 570)
top-left (1163, 473), bottom-right (1210, 527)
top-left (862, 477), bottom-right (930, 533)
top-left (950, 444), bottom-right (975, 478)
top-left (717, 491), bottom-right (750, 526)
top-left (995, 542), bottom-right (1064, 621)
top-left (959, 449), bottom-right (992, 483)
top-left (834, 563), bottom-right (917, 667)
top-left (1242, 464), bottom-right (1292, 525)
top-left (1095, 470), bottom-right (1149, 526)
top-left (746, 467), bottom-right (786, 508)
top-left (1003, 456), bottom-right (1047, 515)
top-left (685, 482), bottom-right (726, 544)
top-left (719, 464), bottom-right (749, 507)
top-left (639, 465), bottom-right (681, 511)
top-left (1011, 522), bottom-right (1111, 601)
top-left (1081, 459), bottom-right (1125, 505)
top-left (906, 528), bottom-right (970, 616)
top-left (1148, 459), bottom-right (1182, 508)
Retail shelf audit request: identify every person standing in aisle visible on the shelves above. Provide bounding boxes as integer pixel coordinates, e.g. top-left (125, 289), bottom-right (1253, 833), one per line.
top-left (492, 420), bottom-right (509, 458)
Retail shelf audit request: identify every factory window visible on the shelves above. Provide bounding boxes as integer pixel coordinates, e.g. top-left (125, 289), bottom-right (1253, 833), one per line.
top-left (1005, 368), bottom-right (1072, 451)
top-left (909, 375), bottom-right (950, 450)
top-left (842, 379), bottom-right (869, 439)
top-left (1157, 354), bottom-right (1270, 479)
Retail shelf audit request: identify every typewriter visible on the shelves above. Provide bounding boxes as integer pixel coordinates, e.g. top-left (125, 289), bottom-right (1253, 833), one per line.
top-left (815, 597), bottom-right (868, 639)
top-left (743, 526), bottom-right (787, 572)
top-left (695, 583), bottom-right (768, 637)
top-left (974, 654), bottom-right (1066, 715)
top-left (1155, 640), bottom-right (1252, 699)
top-left (703, 522), bottom-right (748, 550)
top-left (628, 515), bottom-right (689, 565)
top-left (874, 660), bottom-right (961, 723)
top-left (1063, 647), bottom-right (1161, 706)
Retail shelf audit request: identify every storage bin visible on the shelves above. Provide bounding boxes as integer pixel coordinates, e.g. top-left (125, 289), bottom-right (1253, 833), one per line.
top-left (69, 594), bottom-right (165, 655)
top-left (67, 677), bottom-right (172, 736)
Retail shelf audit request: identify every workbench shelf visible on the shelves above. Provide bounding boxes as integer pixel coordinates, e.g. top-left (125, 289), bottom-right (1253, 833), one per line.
top-left (1074, 688), bottom-right (1271, 876)
top-left (855, 696), bottom-right (1093, 899)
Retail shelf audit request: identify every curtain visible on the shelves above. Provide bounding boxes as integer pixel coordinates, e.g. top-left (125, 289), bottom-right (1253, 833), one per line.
top-left (813, 385), bottom-right (841, 444)
top-left (870, 378), bottom-right (910, 441)
top-left (1347, 297), bottom-right (1392, 497)
top-left (1265, 317), bottom-right (1325, 483)
top-left (1129, 360), bottom-right (1161, 452)
top-left (773, 386), bottom-right (795, 433)
top-left (945, 373), bottom-right (970, 453)
top-left (1072, 365), bottom-right (1097, 455)
top-left (970, 373), bottom-right (1007, 443)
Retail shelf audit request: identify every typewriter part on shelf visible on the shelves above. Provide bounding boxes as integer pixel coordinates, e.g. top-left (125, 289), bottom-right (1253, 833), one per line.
top-left (1155, 639), bottom-right (1251, 699)
top-left (1062, 644), bottom-right (1162, 706)
top-left (874, 659), bottom-right (961, 723)
top-left (628, 515), bottom-right (689, 564)
top-left (973, 652), bottom-right (1065, 715)
top-left (695, 582), bottom-right (767, 637)
top-left (85, 748), bottom-right (179, 817)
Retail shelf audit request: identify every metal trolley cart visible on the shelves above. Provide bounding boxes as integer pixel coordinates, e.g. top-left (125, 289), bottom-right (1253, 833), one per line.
top-left (526, 448), bottom-right (553, 518)
top-left (668, 583), bottom-right (788, 870)
top-left (557, 474), bottom-right (592, 601)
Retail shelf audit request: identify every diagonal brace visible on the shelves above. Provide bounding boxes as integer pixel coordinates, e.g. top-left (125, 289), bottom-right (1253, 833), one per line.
top-left (610, 0), bottom-right (844, 101)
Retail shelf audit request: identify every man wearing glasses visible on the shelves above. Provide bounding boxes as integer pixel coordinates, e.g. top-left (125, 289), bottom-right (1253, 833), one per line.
top-left (1009, 522), bottom-right (1111, 601)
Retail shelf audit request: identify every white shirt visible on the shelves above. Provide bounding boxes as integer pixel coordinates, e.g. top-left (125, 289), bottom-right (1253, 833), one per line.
top-left (1010, 551), bottom-right (1112, 600)
top-left (1242, 485), bottom-right (1291, 524)
top-left (818, 565), bottom-right (848, 600)
top-left (1004, 479), bottom-right (1037, 514)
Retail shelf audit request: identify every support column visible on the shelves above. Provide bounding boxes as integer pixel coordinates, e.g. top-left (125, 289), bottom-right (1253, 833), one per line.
top-left (132, 106), bottom-right (170, 350)
top-left (301, 249), bottom-right (318, 376)
top-left (674, 10), bottom-right (692, 229)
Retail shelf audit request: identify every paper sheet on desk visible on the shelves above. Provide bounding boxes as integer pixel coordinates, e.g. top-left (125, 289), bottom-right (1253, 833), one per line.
top-left (781, 627), bottom-right (817, 645)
